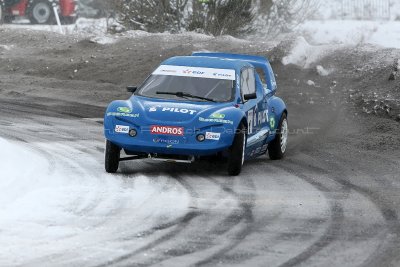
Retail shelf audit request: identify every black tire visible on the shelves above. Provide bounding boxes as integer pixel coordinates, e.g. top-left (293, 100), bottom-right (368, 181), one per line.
top-left (105, 140), bottom-right (120, 173)
top-left (27, 0), bottom-right (55, 24)
top-left (227, 123), bottom-right (246, 176)
top-left (268, 113), bottom-right (288, 160)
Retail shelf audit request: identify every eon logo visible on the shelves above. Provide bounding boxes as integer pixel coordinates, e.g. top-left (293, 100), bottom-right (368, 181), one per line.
top-left (183, 69), bottom-right (192, 74)
top-left (205, 132), bottom-right (221, 140)
top-left (151, 126), bottom-right (184, 136)
top-left (115, 125), bottom-right (129, 133)
top-left (162, 107), bottom-right (197, 115)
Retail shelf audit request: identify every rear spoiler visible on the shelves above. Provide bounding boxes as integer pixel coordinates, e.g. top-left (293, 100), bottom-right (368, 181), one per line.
top-left (192, 52), bottom-right (270, 66)
top-left (192, 52), bottom-right (277, 91)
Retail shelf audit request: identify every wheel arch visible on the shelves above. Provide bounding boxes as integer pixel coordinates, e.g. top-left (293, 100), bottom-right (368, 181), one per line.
top-left (270, 96), bottom-right (288, 121)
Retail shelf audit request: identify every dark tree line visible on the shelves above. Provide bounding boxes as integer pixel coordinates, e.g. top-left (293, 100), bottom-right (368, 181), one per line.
top-left (85, 0), bottom-right (319, 37)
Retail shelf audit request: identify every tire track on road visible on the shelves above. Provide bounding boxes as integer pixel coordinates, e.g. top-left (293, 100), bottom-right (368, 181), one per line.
top-left (95, 173), bottom-right (200, 267)
top-left (274, 151), bottom-right (400, 267)
top-left (272, 160), bottom-right (346, 267)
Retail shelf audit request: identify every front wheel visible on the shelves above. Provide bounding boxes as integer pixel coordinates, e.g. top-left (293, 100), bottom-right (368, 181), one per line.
top-left (227, 123), bottom-right (246, 176)
top-left (105, 140), bottom-right (120, 173)
top-left (268, 113), bottom-right (288, 160)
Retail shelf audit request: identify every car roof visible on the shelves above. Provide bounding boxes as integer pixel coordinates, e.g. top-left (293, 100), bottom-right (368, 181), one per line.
top-left (162, 56), bottom-right (252, 72)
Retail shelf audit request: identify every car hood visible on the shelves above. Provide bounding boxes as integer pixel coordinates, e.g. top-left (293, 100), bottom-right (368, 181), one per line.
top-left (137, 97), bottom-right (234, 124)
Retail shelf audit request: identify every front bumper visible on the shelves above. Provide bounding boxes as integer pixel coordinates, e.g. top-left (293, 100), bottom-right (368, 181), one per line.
top-left (106, 133), bottom-right (231, 156)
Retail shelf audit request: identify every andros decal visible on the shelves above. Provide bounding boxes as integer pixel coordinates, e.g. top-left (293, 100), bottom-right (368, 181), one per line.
top-left (150, 125), bottom-right (184, 136)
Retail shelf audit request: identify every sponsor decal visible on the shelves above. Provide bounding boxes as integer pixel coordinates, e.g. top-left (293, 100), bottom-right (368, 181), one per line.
top-left (161, 107), bottom-right (197, 115)
top-left (247, 108), bottom-right (269, 134)
top-left (209, 113), bottom-right (225, 119)
top-left (115, 125), bottom-right (129, 133)
top-left (199, 117), bottom-right (233, 125)
top-left (161, 69), bottom-right (177, 74)
top-left (107, 112), bottom-right (140, 118)
top-left (270, 116), bottom-right (276, 129)
top-left (148, 106), bottom-right (197, 115)
top-left (150, 125), bottom-right (184, 136)
top-left (153, 65), bottom-right (236, 80)
top-left (213, 72), bottom-right (233, 79)
top-left (153, 138), bottom-right (180, 145)
top-left (117, 107), bottom-right (132, 113)
top-left (205, 132), bottom-right (221, 141)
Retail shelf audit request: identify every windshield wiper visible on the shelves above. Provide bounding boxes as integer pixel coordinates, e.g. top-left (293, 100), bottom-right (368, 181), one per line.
top-left (156, 91), bottom-right (216, 102)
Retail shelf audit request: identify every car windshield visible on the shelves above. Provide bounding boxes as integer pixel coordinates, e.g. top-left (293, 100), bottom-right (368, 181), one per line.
top-left (137, 65), bottom-right (235, 102)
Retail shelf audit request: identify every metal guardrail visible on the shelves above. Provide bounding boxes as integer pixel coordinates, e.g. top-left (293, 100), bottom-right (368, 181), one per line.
top-left (341, 0), bottom-right (391, 20)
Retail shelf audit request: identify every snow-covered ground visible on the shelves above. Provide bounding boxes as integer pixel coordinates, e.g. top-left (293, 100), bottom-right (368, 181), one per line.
top-left (0, 135), bottom-right (190, 265)
top-left (283, 20), bottom-right (400, 67)
top-left (298, 20), bottom-right (400, 49)
top-left (3, 17), bottom-right (111, 36)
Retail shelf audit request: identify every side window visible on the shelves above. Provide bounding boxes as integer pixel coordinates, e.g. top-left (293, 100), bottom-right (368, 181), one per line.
top-left (256, 68), bottom-right (267, 85)
top-left (241, 68), bottom-right (256, 100)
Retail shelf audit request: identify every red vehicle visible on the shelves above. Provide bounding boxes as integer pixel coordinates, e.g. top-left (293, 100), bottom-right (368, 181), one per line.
top-left (0, 0), bottom-right (77, 24)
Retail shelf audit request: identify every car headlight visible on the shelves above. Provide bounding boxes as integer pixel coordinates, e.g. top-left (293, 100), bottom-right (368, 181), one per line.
top-left (129, 129), bottom-right (137, 137)
top-left (196, 134), bottom-right (205, 142)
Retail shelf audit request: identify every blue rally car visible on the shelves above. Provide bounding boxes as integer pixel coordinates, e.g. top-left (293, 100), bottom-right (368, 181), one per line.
top-left (104, 52), bottom-right (288, 176)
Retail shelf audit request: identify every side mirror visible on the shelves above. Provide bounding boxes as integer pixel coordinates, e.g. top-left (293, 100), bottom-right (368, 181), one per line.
top-left (127, 86), bottom-right (137, 93)
top-left (243, 93), bottom-right (257, 101)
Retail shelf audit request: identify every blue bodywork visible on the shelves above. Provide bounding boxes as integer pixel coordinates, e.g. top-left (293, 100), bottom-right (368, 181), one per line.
top-left (104, 52), bottom-right (287, 160)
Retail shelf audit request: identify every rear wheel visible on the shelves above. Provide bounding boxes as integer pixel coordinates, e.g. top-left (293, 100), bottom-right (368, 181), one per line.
top-left (227, 123), bottom-right (246, 176)
top-left (268, 113), bottom-right (288, 160)
top-left (28, 0), bottom-right (55, 24)
top-left (105, 140), bottom-right (120, 173)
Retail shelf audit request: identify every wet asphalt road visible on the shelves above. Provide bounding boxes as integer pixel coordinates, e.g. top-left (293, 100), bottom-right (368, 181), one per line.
top-left (1, 86), bottom-right (399, 267)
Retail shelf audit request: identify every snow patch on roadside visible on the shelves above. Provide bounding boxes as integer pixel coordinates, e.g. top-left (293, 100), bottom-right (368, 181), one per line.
top-left (89, 36), bottom-right (117, 45)
top-left (299, 20), bottom-right (400, 49)
top-left (0, 44), bottom-right (13, 51)
top-left (316, 65), bottom-right (332, 76)
top-left (282, 36), bottom-right (340, 68)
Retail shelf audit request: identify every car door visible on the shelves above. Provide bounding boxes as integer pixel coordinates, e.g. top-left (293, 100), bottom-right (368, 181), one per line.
top-left (255, 67), bottom-right (272, 154)
top-left (241, 67), bottom-right (265, 156)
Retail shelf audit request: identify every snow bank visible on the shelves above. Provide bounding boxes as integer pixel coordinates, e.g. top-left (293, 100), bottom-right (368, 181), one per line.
top-left (282, 36), bottom-right (340, 68)
top-left (2, 17), bottom-right (112, 36)
top-left (283, 20), bottom-right (400, 68)
top-left (299, 20), bottom-right (400, 49)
